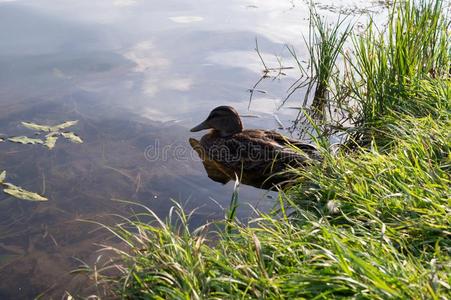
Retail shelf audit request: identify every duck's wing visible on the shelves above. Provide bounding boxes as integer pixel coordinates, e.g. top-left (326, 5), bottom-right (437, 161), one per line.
top-left (261, 130), bottom-right (322, 160)
top-left (214, 133), bottom-right (308, 174)
top-left (262, 130), bottom-right (317, 150)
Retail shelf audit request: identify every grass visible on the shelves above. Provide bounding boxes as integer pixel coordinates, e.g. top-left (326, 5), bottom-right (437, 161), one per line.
top-left (286, 6), bottom-right (351, 120)
top-left (80, 1), bottom-right (451, 299)
top-left (348, 0), bottom-right (450, 128)
top-left (284, 7), bottom-right (353, 137)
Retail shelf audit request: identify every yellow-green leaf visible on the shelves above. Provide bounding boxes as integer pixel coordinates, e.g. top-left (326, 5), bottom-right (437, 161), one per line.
top-left (61, 132), bottom-right (83, 144)
top-left (21, 122), bottom-right (52, 132)
top-left (51, 120), bottom-right (78, 132)
top-left (8, 136), bottom-right (44, 145)
top-left (2, 183), bottom-right (48, 202)
top-left (0, 171), bottom-right (5, 183)
top-left (44, 132), bottom-right (59, 150)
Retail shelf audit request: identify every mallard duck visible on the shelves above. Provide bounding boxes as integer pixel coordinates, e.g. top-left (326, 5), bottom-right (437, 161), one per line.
top-left (190, 106), bottom-right (320, 187)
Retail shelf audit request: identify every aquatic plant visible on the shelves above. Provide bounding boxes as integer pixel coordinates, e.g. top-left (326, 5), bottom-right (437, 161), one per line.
top-left (286, 6), bottom-right (351, 120)
top-left (0, 120), bottom-right (83, 201)
top-left (1, 120), bottom-right (82, 149)
top-left (0, 170), bottom-right (47, 201)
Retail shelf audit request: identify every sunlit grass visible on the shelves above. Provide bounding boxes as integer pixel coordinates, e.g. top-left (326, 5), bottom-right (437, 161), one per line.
top-left (349, 0), bottom-right (449, 127)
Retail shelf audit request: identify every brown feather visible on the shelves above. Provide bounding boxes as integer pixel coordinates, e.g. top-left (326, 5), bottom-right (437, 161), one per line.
top-left (190, 106), bottom-right (321, 188)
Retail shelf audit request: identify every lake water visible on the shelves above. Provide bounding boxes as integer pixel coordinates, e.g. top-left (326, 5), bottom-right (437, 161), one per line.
top-left (0, 0), bottom-right (386, 298)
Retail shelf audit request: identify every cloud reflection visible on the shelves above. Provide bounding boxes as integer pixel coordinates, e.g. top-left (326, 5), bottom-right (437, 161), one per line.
top-left (113, 0), bottom-right (138, 7)
top-left (123, 40), bottom-right (170, 72)
top-left (122, 40), bottom-right (193, 121)
top-left (169, 16), bottom-right (203, 23)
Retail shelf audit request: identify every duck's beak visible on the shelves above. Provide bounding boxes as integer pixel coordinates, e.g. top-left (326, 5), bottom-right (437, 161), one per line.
top-left (190, 120), bottom-right (210, 132)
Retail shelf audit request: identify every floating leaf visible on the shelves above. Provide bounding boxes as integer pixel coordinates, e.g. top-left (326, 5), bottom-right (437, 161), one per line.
top-left (51, 120), bottom-right (78, 132)
top-left (8, 136), bottom-right (44, 145)
top-left (61, 132), bottom-right (83, 144)
top-left (0, 171), bottom-right (5, 183)
top-left (44, 132), bottom-right (59, 150)
top-left (2, 183), bottom-right (48, 202)
top-left (21, 122), bottom-right (52, 132)
top-left (22, 120), bottom-right (79, 133)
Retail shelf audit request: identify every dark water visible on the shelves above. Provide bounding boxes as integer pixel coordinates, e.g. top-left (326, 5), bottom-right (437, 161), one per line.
top-left (0, 0), bottom-right (383, 298)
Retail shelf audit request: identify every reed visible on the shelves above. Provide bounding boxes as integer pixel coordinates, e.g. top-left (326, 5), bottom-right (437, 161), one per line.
top-left (349, 0), bottom-right (449, 127)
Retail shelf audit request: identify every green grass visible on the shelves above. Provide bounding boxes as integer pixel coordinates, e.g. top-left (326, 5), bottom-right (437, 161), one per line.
top-left (81, 1), bottom-right (451, 299)
top-left (285, 6), bottom-right (351, 119)
top-left (348, 0), bottom-right (450, 128)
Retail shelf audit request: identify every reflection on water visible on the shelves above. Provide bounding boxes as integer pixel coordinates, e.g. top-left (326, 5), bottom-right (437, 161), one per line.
top-left (189, 135), bottom-right (321, 189)
top-left (0, 0), bottom-right (383, 298)
top-left (189, 137), bottom-right (294, 189)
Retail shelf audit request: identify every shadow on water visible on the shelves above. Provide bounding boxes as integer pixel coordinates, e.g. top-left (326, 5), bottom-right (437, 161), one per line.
top-left (189, 137), bottom-right (318, 189)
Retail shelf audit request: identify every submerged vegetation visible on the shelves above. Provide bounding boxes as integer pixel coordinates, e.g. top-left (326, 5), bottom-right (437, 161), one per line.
top-left (0, 120), bottom-right (82, 201)
top-left (0, 120), bottom-right (82, 149)
top-left (85, 1), bottom-right (450, 298)
top-left (0, 170), bottom-right (48, 201)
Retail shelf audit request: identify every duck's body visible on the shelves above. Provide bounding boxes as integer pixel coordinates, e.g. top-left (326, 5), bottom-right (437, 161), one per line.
top-left (190, 106), bottom-right (320, 187)
top-left (198, 129), bottom-right (318, 174)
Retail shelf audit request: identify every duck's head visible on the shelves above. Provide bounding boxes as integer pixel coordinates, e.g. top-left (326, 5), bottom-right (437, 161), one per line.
top-left (190, 106), bottom-right (243, 137)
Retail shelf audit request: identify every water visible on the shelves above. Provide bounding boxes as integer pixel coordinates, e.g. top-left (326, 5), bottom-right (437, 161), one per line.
top-left (0, 0), bottom-right (385, 298)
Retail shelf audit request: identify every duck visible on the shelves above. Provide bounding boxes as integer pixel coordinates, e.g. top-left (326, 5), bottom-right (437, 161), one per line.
top-left (190, 106), bottom-right (320, 187)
